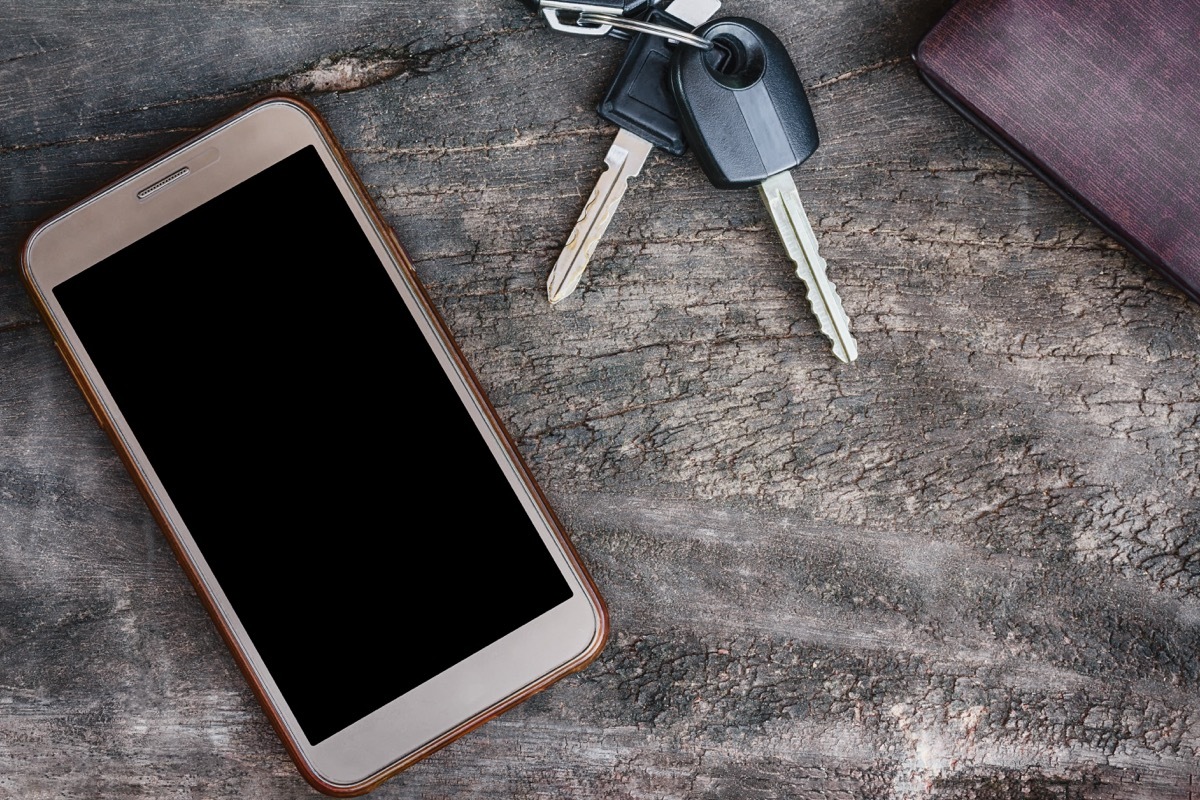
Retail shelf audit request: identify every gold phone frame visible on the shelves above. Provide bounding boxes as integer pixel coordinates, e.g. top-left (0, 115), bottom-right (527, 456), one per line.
top-left (21, 97), bottom-right (608, 796)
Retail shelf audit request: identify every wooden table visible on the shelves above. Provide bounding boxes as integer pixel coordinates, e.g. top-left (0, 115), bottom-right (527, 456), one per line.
top-left (3, 1), bottom-right (1198, 797)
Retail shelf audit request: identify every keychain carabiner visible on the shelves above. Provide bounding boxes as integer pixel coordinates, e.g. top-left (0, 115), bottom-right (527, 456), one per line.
top-left (576, 9), bottom-right (713, 49)
top-left (537, 1), bottom-right (621, 36)
top-left (532, 0), bottom-right (713, 49)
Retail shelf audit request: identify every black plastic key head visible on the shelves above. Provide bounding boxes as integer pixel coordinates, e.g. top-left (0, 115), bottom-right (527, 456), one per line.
top-left (598, 7), bottom-right (697, 156)
top-left (670, 17), bottom-right (819, 189)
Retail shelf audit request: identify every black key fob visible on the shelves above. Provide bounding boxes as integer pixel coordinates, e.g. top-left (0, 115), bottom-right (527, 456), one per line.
top-left (671, 17), bottom-right (820, 189)
top-left (597, 7), bottom-right (698, 155)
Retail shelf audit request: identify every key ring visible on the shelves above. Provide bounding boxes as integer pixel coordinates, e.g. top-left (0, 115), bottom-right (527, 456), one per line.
top-left (536, 1), bottom-right (714, 49)
top-left (538, 1), bottom-right (616, 36)
top-left (578, 11), bottom-right (714, 49)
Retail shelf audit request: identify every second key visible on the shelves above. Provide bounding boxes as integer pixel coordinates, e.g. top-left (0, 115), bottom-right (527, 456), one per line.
top-left (547, 0), bottom-right (721, 304)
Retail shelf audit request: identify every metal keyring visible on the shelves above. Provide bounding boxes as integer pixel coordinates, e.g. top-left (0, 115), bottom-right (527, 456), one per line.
top-left (539, 2), bottom-right (615, 37)
top-left (577, 11), bottom-right (714, 50)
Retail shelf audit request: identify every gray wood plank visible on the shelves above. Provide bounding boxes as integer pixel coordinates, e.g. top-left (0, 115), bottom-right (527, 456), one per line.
top-left (2, 0), bottom-right (1198, 797)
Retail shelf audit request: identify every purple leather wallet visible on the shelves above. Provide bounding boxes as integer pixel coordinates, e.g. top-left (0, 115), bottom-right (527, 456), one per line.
top-left (915, 0), bottom-right (1200, 302)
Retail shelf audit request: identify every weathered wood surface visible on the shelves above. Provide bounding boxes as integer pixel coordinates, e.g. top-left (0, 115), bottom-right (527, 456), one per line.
top-left (3, 1), bottom-right (1199, 797)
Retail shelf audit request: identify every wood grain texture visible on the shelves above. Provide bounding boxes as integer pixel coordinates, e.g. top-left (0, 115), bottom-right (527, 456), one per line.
top-left (2, 1), bottom-right (1199, 798)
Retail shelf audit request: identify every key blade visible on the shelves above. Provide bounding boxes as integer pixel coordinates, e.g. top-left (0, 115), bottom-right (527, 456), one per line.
top-left (758, 172), bottom-right (858, 363)
top-left (547, 128), bottom-right (653, 305)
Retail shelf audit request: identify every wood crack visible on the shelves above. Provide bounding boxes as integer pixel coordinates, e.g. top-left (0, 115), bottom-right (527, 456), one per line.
top-left (0, 320), bottom-right (40, 336)
top-left (0, 127), bottom-right (204, 155)
top-left (809, 56), bottom-right (910, 90)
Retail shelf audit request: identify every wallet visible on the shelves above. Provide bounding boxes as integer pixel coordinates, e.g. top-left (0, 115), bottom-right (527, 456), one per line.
top-left (914, 0), bottom-right (1200, 303)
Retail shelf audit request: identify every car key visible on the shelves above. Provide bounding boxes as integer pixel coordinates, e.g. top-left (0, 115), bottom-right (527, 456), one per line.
top-left (546, 0), bottom-right (721, 304)
top-left (671, 18), bottom-right (858, 363)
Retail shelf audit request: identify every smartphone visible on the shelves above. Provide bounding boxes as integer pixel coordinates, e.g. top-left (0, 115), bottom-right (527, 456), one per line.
top-left (20, 96), bottom-right (608, 796)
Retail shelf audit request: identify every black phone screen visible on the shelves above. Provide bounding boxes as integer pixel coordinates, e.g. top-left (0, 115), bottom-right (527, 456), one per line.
top-left (53, 145), bottom-right (573, 745)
